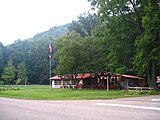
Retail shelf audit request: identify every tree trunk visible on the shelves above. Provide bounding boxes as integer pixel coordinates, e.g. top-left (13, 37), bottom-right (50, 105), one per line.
top-left (129, 0), bottom-right (143, 34)
top-left (147, 60), bottom-right (157, 89)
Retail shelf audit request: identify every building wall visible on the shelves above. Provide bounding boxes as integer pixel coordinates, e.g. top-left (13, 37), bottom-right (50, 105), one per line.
top-left (52, 80), bottom-right (62, 88)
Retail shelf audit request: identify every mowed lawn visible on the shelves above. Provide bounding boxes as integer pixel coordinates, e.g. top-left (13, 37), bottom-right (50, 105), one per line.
top-left (0, 85), bottom-right (149, 100)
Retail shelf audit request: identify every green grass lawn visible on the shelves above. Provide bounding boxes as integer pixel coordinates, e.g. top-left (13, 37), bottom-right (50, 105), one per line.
top-left (0, 85), bottom-right (157, 100)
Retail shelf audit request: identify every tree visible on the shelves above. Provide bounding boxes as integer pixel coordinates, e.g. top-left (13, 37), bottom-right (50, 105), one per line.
top-left (54, 32), bottom-right (84, 77)
top-left (69, 12), bottom-right (99, 37)
top-left (0, 42), bottom-right (4, 79)
top-left (17, 62), bottom-right (28, 85)
top-left (54, 31), bottom-right (107, 81)
top-left (2, 59), bottom-right (16, 85)
top-left (88, 0), bottom-right (160, 88)
top-left (1, 24), bottom-right (68, 85)
top-left (80, 36), bottom-right (106, 73)
top-left (89, 0), bottom-right (138, 74)
top-left (134, 0), bottom-right (160, 88)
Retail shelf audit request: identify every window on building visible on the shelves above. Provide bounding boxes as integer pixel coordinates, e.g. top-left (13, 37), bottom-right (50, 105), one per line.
top-left (55, 80), bottom-right (61, 85)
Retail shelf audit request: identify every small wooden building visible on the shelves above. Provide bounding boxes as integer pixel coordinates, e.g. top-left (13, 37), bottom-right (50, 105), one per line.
top-left (50, 72), bottom-right (146, 89)
top-left (121, 75), bottom-right (147, 88)
top-left (49, 76), bottom-right (62, 88)
top-left (50, 73), bottom-right (93, 89)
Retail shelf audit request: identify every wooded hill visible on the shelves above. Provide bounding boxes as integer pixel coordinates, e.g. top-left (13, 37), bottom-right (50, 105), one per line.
top-left (0, 24), bottom-right (69, 84)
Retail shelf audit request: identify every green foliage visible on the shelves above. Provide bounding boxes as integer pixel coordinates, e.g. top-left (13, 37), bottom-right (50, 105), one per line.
top-left (133, 0), bottom-right (160, 88)
top-left (121, 90), bottom-right (148, 96)
top-left (148, 90), bottom-right (159, 95)
top-left (0, 0), bottom-right (159, 90)
top-left (55, 32), bottom-right (84, 75)
top-left (34, 24), bottom-right (69, 39)
top-left (0, 24), bottom-right (68, 85)
top-left (17, 62), bottom-right (28, 85)
top-left (15, 79), bottom-right (22, 85)
top-left (121, 90), bottom-right (159, 96)
top-left (87, 0), bottom-right (160, 88)
top-left (69, 12), bottom-right (99, 37)
top-left (0, 87), bottom-right (20, 91)
top-left (2, 59), bottom-right (16, 85)
top-left (0, 80), bottom-right (4, 85)
top-left (0, 42), bottom-right (4, 79)
top-left (54, 31), bottom-right (105, 76)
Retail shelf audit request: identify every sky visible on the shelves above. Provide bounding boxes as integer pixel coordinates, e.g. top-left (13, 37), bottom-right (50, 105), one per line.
top-left (0, 0), bottom-right (91, 46)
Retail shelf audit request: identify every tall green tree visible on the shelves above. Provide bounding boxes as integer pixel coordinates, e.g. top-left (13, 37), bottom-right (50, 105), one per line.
top-left (54, 32), bottom-right (84, 77)
top-left (89, 0), bottom-right (138, 74)
top-left (25, 36), bottom-right (53, 84)
top-left (134, 0), bottom-right (160, 88)
top-left (0, 42), bottom-right (4, 79)
top-left (54, 31), bottom-right (106, 78)
top-left (17, 62), bottom-right (28, 85)
top-left (69, 12), bottom-right (99, 37)
top-left (81, 35), bottom-right (106, 73)
top-left (2, 59), bottom-right (16, 85)
top-left (88, 0), bottom-right (160, 88)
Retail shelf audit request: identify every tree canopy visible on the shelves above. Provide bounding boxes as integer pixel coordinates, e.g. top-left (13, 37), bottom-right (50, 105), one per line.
top-left (0, 25), bottom-right (68, 85)
top-left (2, 59), bottom-right (16, 85)
top-left (87, 0), bottom-right (160, 88)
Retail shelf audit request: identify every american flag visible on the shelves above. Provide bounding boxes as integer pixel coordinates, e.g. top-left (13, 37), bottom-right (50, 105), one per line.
top-left (49, 44), bottom-right (52, 59)
top-left (49, 44), bottom-right (52, 54)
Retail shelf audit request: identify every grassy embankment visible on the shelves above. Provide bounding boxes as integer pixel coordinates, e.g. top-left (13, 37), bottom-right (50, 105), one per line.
top-left (0, 85), bottom-right (158, 100)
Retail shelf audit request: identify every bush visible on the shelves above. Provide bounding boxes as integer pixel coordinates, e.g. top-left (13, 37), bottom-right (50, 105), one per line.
top-left (148, 90), bottom-right (158, 95)
top-left (0, 87), bottom-right (20, 91)
top-left (12, 88), bottom-right (20, 90)
top-left (15, 79), bottom-right (22, 85)
top-left (0, 80), bottom-right (4, 85)
top-left (121, 90), bottom-right (148, 96)
top-left (0, 87), bottom-right (7, 91)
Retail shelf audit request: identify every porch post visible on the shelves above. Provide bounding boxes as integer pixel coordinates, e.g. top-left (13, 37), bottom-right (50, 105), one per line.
top-left (107, 76), bottom-right (109, 91)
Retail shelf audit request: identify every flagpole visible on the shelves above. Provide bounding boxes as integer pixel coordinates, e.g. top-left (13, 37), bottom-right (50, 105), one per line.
top-left (50, 56), bottom-right (52, 90)
top-left (49, 41), bottom-right (52, 90)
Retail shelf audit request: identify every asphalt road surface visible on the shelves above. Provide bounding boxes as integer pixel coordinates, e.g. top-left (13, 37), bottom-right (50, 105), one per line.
top-left (0, 95), bottom-right (160, 120)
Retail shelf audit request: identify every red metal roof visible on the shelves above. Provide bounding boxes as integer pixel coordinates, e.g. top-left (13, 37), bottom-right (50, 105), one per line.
top-left (122, 75), bottom-right (144, 80)
top-left (50, 73), bottom-right (93, 80)
top-left (50, 73), bottom-right (144, 81)
top-left (49, 76), bottom-right (61, 80)
top-left (76, 73), bottom-right (93, 79)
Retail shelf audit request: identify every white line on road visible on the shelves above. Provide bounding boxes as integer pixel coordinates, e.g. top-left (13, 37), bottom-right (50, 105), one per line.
top-left (151, 99), bottom-right (160, 101)
top-left (95, 103), bottom-right (160, 111)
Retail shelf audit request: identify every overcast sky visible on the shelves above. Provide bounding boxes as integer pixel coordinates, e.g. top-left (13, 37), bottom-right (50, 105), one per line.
top-left (0, 0), bottom-right (91, 46)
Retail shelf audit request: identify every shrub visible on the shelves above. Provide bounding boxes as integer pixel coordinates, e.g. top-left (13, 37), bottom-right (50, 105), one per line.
top-left (0, 87), bottom-right (7, 91)
top-left (0, 80), bottom-right (4, 85)
top-left (121, 90), bottom-right (148, 96)
top-left (148, 90), bottom-right (158, 95)
top-left (15, 79), bottom-right (22, 85)
top-left (12, 88), bottom-right (20, 90)
top-left (0, 87), bottom-right (20, 91)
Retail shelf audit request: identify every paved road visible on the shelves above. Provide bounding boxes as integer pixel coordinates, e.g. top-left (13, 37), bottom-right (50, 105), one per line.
top-left (0, 95), bottom-right (160, 120)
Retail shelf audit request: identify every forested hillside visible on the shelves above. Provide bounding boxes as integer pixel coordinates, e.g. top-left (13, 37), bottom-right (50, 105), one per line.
top-left (0, 24), bottom-right (68, 84)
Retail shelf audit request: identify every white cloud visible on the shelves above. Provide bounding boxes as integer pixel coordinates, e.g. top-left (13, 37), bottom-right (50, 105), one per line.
top-left (0, 0), bottom-right (91, 45)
